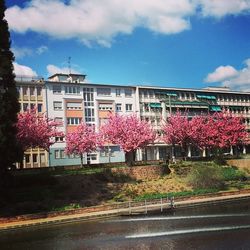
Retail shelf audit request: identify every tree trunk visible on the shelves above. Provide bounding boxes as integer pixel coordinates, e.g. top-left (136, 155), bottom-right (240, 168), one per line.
top-left (125, 151), bottom-right (134, 166)
top-left (171, 144), bottom-right (176, 163)
top-left (181, 143), bottom-right (188, 161)
top-left (80, 154), bottom-right (83, 168)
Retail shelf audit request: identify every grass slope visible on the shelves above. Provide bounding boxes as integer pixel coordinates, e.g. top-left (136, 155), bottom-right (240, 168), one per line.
top-left (0, 160), bottom-right (249, 217)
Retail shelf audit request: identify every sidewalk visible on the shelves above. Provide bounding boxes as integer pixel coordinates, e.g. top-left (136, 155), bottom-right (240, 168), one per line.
top-left (0, 192), bottom-right (250, 231)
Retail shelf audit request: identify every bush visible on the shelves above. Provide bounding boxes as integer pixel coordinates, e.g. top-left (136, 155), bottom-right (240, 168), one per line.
top-left (161, 164), bottom-right (171, 175)
top-left (187, 164), bottom-right (224, 189)
top-left (222, 167), bottom-right (247, 181)
top-left (213, 156), bottom-right (227, 166)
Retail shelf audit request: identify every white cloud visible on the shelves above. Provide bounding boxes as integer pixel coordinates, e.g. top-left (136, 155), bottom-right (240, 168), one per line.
top-left (197, 0), bottom-right (250, 18)
top-left (46, 64), bottom-right (80, 76)
top-left (205, 65), bottom-right (238, 83)
top-left (13, 62), bottom-right (38, 76)
top-left (204, 59), bottom-right (250, 92)
top-left (12, 45), bottom-right (48, 59)
top-left (12, 46), bottom-right (33, 59)
top-left (36, 45), bottom-right (48, 55)
top-left (5, 0), bottom-right (195, 47)
top-left (6, 1), bottom-right (250, 47)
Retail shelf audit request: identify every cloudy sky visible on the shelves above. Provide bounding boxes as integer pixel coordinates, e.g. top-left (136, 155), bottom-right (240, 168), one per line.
top-left (5, 0), bottom-right (250, 91)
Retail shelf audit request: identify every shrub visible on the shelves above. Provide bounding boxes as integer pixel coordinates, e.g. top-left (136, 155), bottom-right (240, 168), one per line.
top-left (161, 164), bottom-right (171, 175)
top-left (187, 165), bottom-right (224, 189)
top-left (213, 156), bottom-right (227, 166)
top-left (222, 167), bottom-right (247, 181)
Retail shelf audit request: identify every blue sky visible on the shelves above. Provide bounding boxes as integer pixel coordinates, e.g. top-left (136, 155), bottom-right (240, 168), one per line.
top-left (5, 0), bottom-right (250, 91)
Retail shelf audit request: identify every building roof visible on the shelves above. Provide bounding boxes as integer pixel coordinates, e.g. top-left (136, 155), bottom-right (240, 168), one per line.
top-left (48, 73), bottom-right (87, 79)
top-left (137, 85), bottom-right (250, 95)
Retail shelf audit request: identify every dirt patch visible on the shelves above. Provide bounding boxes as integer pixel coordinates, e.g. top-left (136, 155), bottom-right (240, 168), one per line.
top-left (227, 159), bottom-right (250, 174)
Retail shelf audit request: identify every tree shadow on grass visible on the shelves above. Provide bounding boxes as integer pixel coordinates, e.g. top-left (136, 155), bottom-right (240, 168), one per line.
top-left (0, 169), bottom-right (133, 217)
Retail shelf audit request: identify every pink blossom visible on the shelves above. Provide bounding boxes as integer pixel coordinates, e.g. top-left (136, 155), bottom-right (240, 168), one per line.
top-left (101, 113), bottom-right (155, 165)
top-left (17, 108), bottom-right (63, 151)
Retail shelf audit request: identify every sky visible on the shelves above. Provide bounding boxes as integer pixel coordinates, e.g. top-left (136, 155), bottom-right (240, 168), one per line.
top-left (4, 0), bottom-right (250, 91)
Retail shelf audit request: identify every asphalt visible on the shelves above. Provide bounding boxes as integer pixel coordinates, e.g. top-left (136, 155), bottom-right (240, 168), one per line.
top-left (0, 192), bottom-right (250, 231)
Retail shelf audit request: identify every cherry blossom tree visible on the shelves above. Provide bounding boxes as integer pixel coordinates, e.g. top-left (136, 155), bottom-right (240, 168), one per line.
top-left (17, 108), bottom-right (63, 151)
top-left (65, 123), bottom-right (101, 167)
top-left (161, 111), bottom-right (193, 159)
top-left (101, 113), bottom-right (156, 166)
top-left (162, 111), bottom-right (248, 158)
top-left (189, 115), bottom-right (212, 151)
top-left (185, 111), bottom-right (247, 157)
top-left (197, 112), bottom-right (247, 154)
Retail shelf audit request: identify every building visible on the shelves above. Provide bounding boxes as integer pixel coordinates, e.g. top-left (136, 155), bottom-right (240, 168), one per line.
top-left (137, 85), bottom-right (250, 160)
top-left (16, 74), bottom-right (250, 168)
top-left (16, 76), bottom-right (48, 168)
top-left (45, 73), bottom-right (137, 166)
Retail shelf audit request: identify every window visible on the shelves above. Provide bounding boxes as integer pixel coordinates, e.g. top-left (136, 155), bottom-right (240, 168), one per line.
top-left (99, 103), bottom-right (113, 110)
top-left (143, 90), bottom-right (149, 98)
top-left (149, 91), bottom-right (154, 98)
top-left (90, 154), bottom-right (97, 160)
top-left (67, 117), bottom-right (82, 125)
top-left (55, 136), bottom-right (64, 142)
top-left (66, 102), bottom-right (82, 110)
top-left (144, 103), bottom-right (149, 112)
top-left (40, 154), bottom-right (45, 164)
top-left (37, 87), bottom-right (42, 96)
top-left (83, 92), bottom-right (93, 102)
top-left (23, 103), bottom-right (29, 111)
top-left (55, 150), bottom-right (66, 159)
top-left (116, 88), bottom-right (121, 96)
top-left (83, 87), bottom-right (94, 93)
top-left (54, 117), bottom-right (63, 125)
top-left (61, 150), bottom-right (66, 158)
top-left (32, 154), bottom-right (38, 163)
top-left (30, 87), bottom-right (35, 96)
top-left (97, 88), bottom-right (111, 96)
top-left (116, 103), bottom-right (122, 112)
top-left (53, 101), bottom-right (62, 110)
top-left (126, 104), bottom-right (133, 111)
top-left (65, 86), bottom-right (80, 94)
top-left (85, 108), bottom-right (95, 122)
top-left (125, 88), bottom-right (132, 97)
top-left (30, 103), bottom-right (35, 110)
top-left (53, 85), bottom-right (61, 94)
top-left (83, 88), bottom-right (95, 125)
top-left (100, 146), bottom-right (116, 157)
top-left (55, 150), bottom-right (60, 159)
top-left (38, 104), bottom-right (42, 112)
top-left (25, 154), bottom-right (30, 163)
top-left (23, 87), bottom-right (28, 95)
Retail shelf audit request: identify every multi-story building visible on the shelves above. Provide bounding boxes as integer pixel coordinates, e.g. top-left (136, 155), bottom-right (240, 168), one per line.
top-left (15, 73), bottom-right (250, 167)
top-left (45, 73), bottom-right (137, 166)
top-left (16, 76), bottom-right (48, 168)
top-left (137, 85), bottom-right (250, 160)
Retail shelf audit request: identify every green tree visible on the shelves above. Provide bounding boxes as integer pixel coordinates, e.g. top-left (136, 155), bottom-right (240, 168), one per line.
top-left (0, 0), bottom-right (20, 177)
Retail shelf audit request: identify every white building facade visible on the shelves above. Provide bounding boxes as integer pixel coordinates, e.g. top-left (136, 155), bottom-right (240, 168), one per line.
top-left (16, 74), bottom-right (250, 167)
top-left (45, 73), bottom-right (137, 166)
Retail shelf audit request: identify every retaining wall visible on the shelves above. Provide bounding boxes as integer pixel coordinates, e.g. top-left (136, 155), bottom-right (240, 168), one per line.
top-left (111, 165), bottom-right (166, 180)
